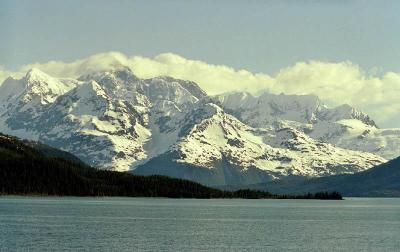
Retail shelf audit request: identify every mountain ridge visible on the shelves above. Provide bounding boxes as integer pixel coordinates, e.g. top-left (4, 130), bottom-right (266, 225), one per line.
top-left (0, 132), bottom-right (342, 199)
top-left (0, 67), bottom-right (395, 186)
top-left (233, 157), bottom-right (400, 197)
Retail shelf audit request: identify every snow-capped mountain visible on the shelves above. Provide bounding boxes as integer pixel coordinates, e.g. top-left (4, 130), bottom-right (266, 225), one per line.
top-left (0, 68), bottom-right (210, 170)
top-left (0, 68), bottom-right (390, 186)
top-left (215, 91), bottom-right (400, 160)
top-left (215, 91), bottom-right (376, 127)
top-left (135, 102), bottom-right (383, 185)
top-left (0, 69), bottom-right (79, 140)
top-left (309, 119), bottom-right (400, 160)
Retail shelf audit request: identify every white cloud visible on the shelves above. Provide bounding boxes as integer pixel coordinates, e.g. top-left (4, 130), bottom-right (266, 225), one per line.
top-left (19, 52), bottom-right (130, 78)
top-left (0, 66), bottom-right (23, 83)
top-left (128, 53), bottom-right (276, 95)
top-left (1, 52), bottom-right (400, 127)
top-left (273, 61), bottom-right (400, 126)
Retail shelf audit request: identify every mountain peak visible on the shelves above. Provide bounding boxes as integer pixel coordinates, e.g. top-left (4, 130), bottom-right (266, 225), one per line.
top-left (78, 66), bottom-right (138, 83)
top-left (317, 103), bottom-right (377, 128)
top-left (72, 80), bottom-right (107, 100)
top-left (15, 69), bottom-right (76, 105)
top-left (216, 91), bottom-right (324, 126)
top-left (25, 68), bottom-right (52, 83)
top-left (112, 67), bottom-right (139, 81)
top-left (0, 66), bottom-right (395, 184)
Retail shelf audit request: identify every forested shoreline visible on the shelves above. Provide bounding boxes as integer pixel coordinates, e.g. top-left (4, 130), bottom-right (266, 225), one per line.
top-left (0, 133), bottom-right (342, 200)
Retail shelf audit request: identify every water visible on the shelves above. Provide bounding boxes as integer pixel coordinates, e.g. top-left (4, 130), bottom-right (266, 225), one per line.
top-left (0, 197), bottom-right (399, 251)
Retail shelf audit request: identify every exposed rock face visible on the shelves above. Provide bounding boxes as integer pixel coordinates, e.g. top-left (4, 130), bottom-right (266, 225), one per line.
top-left (215, 91), bottom-right (399, 160)
top-left (0, 68), bottom-right (390, 185)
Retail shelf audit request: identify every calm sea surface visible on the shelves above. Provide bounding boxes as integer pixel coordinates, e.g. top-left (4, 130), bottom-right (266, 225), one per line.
top-left (0, 197), bottom-right (399, 251)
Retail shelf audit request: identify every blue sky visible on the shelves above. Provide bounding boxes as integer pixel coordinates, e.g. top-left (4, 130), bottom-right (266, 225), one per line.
top-left (1, 0), bottom-right (400, 127)
top-left (1, 0), bottom-right (399, 74)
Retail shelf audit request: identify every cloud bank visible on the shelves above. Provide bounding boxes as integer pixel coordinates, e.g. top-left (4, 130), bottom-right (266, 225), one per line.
top-left (1, 52), bottom-right (400, 127)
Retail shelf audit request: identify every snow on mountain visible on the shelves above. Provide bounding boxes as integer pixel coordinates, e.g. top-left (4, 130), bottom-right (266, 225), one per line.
top-left (135, 101), bottom-right (384, 185)
top-left (215, 91), bottom-right (323, 126)
top-left (0, 68), bottom-right (80, 140)
top-left (16, 68), bottom-right (77, 105)
top-left (310, 119), bottom-right (400, 160)
top-left (215, 91), bottom-right (376, 127)
top-left (175, 103), bottom-right (383, 176)
top-left (36, 80), bottom-right (151, 170)
top-left (0, 68), bottom-right (389, 185)
top-left (0, 68), bottom-right (208, 171)
top-left (317, 104), bottom-right (376, 127)
top-left (215, 91), bottom-right (400, 160)
top-left (0, 68), bottom-right (77, 111)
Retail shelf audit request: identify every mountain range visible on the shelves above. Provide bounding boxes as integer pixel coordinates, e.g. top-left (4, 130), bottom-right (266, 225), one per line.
top-left (0, 132), bottom-right (344, 199)
top-left (0, 67), bottom-right (398, 186)
top-left (228, 157), bottom-right (400, 197)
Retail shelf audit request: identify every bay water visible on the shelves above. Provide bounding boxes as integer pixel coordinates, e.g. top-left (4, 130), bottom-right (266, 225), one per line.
top-left (1, 197), bottom-right (399, 251)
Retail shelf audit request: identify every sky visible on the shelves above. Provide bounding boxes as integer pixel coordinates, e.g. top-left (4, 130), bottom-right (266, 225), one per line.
top-left (1, 0), bottom-right (400, 127)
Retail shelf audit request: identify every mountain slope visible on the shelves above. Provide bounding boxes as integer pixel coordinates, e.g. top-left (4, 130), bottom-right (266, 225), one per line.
top-left (0, 68), bottom-right (389, 186)
top-left (0, 68), bottom-right (207, 171)
top-left (215, 91), bottom-right (400, 160)
top-left (0, 133), bottom-right (230, 198)
top-left (309, 119), bottom-right (400, 160)
top-left (1, 133), bottom-right (340, 199)
top-left (135, 102), bottom-right (384, 186)
top-left (236, 157), bottom-right (400, 197)
top-left (215, 91), bottom-right (377, 127)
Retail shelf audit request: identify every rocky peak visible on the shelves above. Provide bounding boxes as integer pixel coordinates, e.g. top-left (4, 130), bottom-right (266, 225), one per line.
top-left (317, 104), bottom-right (377, 128)
top-left (21, 68), bottom-right (77, 104)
